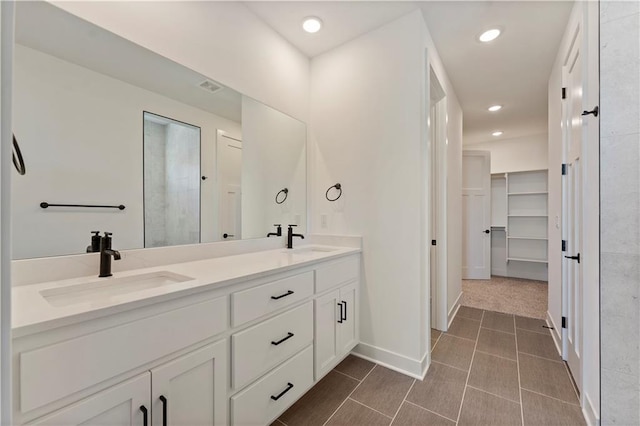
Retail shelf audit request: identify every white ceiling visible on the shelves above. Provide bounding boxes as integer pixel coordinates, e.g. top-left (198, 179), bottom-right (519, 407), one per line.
top-left (244, 1), bottom-right (574, 145)
top-left (16, 1), bottom-right (242, 123)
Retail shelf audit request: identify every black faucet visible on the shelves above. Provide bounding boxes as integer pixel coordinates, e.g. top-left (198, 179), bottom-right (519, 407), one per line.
top-left (86, 231), bottom-right (101, 253)
top-left (99, 232), bottom-right (121, 277)
top-left (287, 224), bottom-right (304, 249)
top-left (267, 224), bottom-right (282, 237)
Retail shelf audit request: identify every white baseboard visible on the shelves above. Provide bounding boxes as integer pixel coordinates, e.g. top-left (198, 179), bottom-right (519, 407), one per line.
top-left (352, 342), bottom-right (428, 379)
top-left (546, 311), bottom-right (562, 357)
top-left (447, 292), bottom-right (462, 328)
top-left (583, 392), bottom-right (600, 426)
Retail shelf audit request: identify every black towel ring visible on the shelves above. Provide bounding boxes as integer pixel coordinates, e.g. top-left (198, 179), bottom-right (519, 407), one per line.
top-left (275, 188), bottom-right (289, 204)
top-left (12, 134), bottom-right (26, 175)
top-left (326, 183), bottom-right (342, 202)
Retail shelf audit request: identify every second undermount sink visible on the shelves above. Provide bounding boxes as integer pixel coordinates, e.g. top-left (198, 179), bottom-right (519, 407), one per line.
top-left (40, 271), bottom-right (194, 307)
top-left (285, 246), bottom-right (339, 255)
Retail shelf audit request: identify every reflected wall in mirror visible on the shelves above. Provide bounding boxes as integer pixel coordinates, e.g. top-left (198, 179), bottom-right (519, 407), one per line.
top-left (12, 2), bottom-right (306, 259)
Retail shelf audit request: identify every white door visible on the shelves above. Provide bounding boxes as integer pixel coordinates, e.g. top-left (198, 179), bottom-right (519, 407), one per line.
top-left (314, 289), bottom-right (340, 379)
top-left (217, 132), bottom-right (242, 240)
top-left (462, 151), bottom-right (492, 279)
top-left (28, 373), bottom-right (150, 425)
top-left (338, 282), bottom-right (358, 354)
top-left (562, 25), bottom-right (583, 392)
top-left (151, 340), bottom-right (228, 426)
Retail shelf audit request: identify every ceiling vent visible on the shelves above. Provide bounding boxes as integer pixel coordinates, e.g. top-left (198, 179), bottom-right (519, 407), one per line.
top-left (198, 79), bottom-right (223, 94)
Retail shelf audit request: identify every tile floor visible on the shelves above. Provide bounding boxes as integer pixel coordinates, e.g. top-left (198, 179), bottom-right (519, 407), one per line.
top-left (274, 307), bottom-right (585, 426)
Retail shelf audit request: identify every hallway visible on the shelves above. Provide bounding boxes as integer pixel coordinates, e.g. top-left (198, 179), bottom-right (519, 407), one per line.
top-left (275, 307), bottom-right (583, 426)
top-left (461, 277), bottom-right (548, 319)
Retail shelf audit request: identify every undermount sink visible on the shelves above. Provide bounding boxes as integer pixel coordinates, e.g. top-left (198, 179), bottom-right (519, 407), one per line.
top-left (40, 271), bottom-right (194, 307)
top-left (285, 246), bottom-right (339, 255)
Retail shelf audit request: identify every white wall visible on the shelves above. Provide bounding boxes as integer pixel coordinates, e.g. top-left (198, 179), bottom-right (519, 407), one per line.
top-left (12, 45), bottom-right (241, 258)
top-left (241, 97), bottom-right (307, 238)
top-left (0, 2), bottom-right (13, 422)
top-left (465, 133), bottom-right (548, 174)
top-left (51, 1), bottom-right (309, 123)
top-left (309, 9), bottom-right (463, 377)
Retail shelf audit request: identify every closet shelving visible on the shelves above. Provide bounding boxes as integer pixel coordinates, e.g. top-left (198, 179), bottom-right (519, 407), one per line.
top-left (491, 169), bottom-right (548, 281)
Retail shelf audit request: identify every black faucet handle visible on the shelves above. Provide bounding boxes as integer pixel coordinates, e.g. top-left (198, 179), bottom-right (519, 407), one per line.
top-left (288, 224), bottom-right (298, 228)
top-left (104, 232), bottom-right (113, 237)
top-left (91, 231), bottom-right (101, 236)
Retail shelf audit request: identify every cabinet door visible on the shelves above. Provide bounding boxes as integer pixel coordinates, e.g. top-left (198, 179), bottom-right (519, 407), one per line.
top-left (338, 281), bottom-right (358, 355)
top-left (314, 289), bottom-right (340, 379)
top-left (27, 373), bottom-right (150, 426)
top-left (151, 340), bottom-right (228, 426)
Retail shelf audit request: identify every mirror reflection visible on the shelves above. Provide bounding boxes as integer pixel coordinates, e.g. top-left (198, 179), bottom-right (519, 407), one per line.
top-left (12, 2), bottom-right (306, 259)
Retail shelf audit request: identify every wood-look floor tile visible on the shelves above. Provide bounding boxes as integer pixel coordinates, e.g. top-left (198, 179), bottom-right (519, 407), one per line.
top-left (468, 352), bottom-right (520, 402)
top-left (350, 366), bottom-right (414, 417)
top-left (325, 399), bottom-right (391, 426)
top-left (522, 390), bottom-right (586, 426)
top-left (476, 328), bottom-right (517, 360)
top-left (334, 355), bottom-right (376, 380)
top-left (458, 306), bottom-right (484, 321)
top-left (517, 329), bottom-right (562, 361)
top-left (518, 354), bottom-right (579, 404)
top-left (432, 334), bottom-right (476, 371)
top-left (482, 311), bottom-right (515, 334)
top-left (391, 402), bottom-right (455, 426)
top-left (458, 387), bottom-right (522, 426)
top-left (406, 362), bottom-right (467, 421)
top-left (447, 316), bottom-right (481, 340)
top-left (516, 316), bottom-right (549, 334)
top-left (279, 370), bottom-right (358, 426)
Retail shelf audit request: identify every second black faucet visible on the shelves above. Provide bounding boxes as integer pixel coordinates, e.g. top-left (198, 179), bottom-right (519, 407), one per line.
top-left (287, 225), bottom-right (304, 249)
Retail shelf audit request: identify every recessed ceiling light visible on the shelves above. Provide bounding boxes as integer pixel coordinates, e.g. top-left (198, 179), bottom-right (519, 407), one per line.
top-left (492, 131), bottom-right (503, 137)
top-left (302, 17), bottom-right (323, 33)
top-left (479, 28), bottom-right (501, 43)
top-left (488, 105), bottom-right (502, 112)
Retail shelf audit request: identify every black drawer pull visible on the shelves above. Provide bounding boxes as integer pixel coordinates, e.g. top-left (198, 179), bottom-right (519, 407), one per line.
top-left (337, 302), bottom-right (344, 323)
top-left (159, 395), bottom-right (167, 426)
top-left (271, 332), bottom-right (294, 346)
top-left (271, 382), bottom-right (294, 401)
top-left (271, 290), bottom-right (294, 300)
top-left (343, 300), bottom-right (348, 321)
top-left (140, 406), bottom-right (148, 426)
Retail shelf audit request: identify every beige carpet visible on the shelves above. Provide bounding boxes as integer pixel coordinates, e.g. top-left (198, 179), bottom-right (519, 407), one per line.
top-left (461, 276), bottom-right (548, 319)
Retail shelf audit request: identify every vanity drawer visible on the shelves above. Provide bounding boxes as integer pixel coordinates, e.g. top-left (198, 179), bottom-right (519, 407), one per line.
top-left (231, 345), bottom-right (313, 426)
top-left (315, 256), bottom-right (360, 294)
top-left (20, 295), bottom-right (228, 413)
top-left (232, 301), bottom-right (312, 390)
top-left (231, 271), bottom-right (314, 327)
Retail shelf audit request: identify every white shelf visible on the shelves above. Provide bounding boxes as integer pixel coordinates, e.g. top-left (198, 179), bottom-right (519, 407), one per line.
top-left (507, 257), bottom-right (548, 264)
top-left (508, 191), bottom-right (548, 196)
top-left (508, 236), bottom-right (548, 240)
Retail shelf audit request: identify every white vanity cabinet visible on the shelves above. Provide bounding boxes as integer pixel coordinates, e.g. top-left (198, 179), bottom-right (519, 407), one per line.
top-left (14, 250), bottom-right (361, 426)
top-left (26, 373), bottom-right (151, 426)
top-left (314, 280), bottom-right (359, 379)
top-left (25, 339), bottom-right (228, 426)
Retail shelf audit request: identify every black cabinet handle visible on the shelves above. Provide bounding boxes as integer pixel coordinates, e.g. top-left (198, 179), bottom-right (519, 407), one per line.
top-left (271, 382), bottom-right (294, 401)
top-left (139, 406), bottom-right (148, 426)
top-left (343, 300), bottom-right (348, 321)
top-left (271, 332), bottom-right (294, 346)
top-left (337, 302), bottom-right (344, 323)
top-left (565, 253), bottom-right (581, 263)
top-left (159, 395), bottom-right (167, 426)
top-left (271, 290), bottom-right (294, 300)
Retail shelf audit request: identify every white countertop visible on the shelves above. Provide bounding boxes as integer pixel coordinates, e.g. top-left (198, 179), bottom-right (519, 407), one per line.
top-left (12, 245), bottom-right (360, 337)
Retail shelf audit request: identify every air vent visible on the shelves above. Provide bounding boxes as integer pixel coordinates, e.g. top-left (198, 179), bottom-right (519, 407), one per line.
top-left (198, 79), bottom-right (223, 94)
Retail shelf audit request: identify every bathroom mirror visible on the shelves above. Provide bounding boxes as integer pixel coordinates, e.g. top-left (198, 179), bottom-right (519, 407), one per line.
top-left (11, 2), bottom-right (306, 259)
